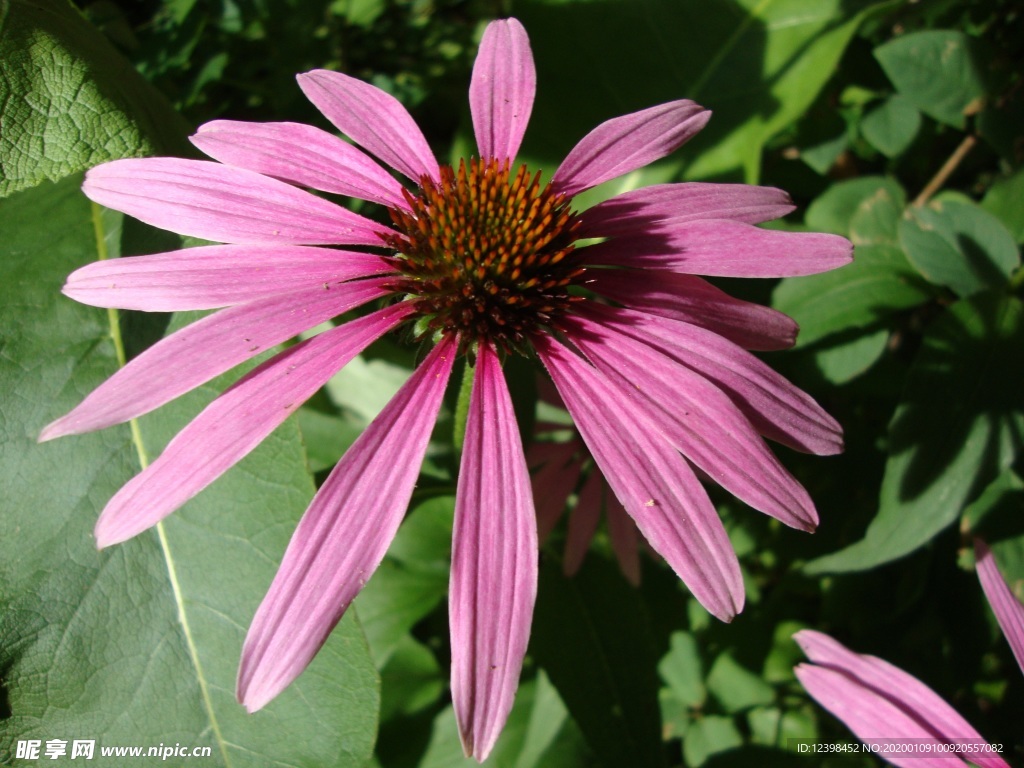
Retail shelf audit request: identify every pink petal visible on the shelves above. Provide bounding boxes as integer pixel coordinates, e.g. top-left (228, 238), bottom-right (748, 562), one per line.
top-left (577, 183), bottom-right (795, 238)
top-left (795, 630), bottom-right (1009, 768)
top-left (238, 336), bottom-right (457, 712)
top-left (450, 342), bottom-right (537, 761)
top-left (585, 268), bottom-right (798, 351)
top-left (563, 470), bottom-right (603, 577)
top-left (975, 540), bottom-right (1024, 676)
top-left (298, 70), bottom-right (440, 184)
top-left (582, 219), bottom-right (853, 277)
top-left (605, 487), bottom-right (642, 587)
top-left (551, 101), bottom-right (710, 197)
top-left (83, 158), bottom-right (394, 246)
top-left (470, 18), bottom-right (535, 162)
top-left (586, 304), bottom-right (843, 456)
top-left (535, 334), bottom-right (743, 621)
top-left (94, 305), bottom-right (412, 547)
top-left (191, 120), bottom-right (410, 209)
top-left (39, 278), bottom-right (390, 441)
top-left (565, 314), bottom-right (818, 531)
top-left (62, 245), bottom-right (393, 311)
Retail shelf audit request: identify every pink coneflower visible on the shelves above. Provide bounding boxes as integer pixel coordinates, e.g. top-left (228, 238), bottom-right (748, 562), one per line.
top-left (41, 17), bottom-right (850, 760)
top-left (794, 543), bottom-right (1023, 768)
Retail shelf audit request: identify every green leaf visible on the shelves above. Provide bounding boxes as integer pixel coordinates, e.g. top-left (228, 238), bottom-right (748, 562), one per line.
top-left (682, 716), bottom-right (743, 768)
top-left (0, 176), bottom-right (379, 766)
top-left (899, 200), bottom-right (1021, 296)
top-left (513, 0), bottom-right (894, 191)
top-left (773, 244), bottom-right (931, 347)
top-left (658, 631), bottom-right (706, 709)
top-left (532, 557), bottom-right (665, 768)
top-left (812, 328), bottom-right (889, 384)
top-left (0, 0), bottom-right (189, 197)
top-left (860, 94), bottom-right (921, 157)
top-left (963, 469), bottom-right (1024, 590)
top-left (807, 294), bottom-right (1024, 573)
top-left (982, 166), bottom-right (1024, 244)
top-left (874, 30), bottom-right (986, 129)
top-left (706, 653), bottom-right (774, 714)
top-left (379, 636), bottom-right (444, 722)
top-left (805, 176), bottom-right (906, 242)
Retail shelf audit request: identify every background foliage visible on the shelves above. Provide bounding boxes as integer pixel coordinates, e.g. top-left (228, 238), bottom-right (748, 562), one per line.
top-left (1, 0), bottom-right (1021, 766)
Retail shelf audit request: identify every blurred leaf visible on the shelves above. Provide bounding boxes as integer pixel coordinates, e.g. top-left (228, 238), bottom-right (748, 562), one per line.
top-left (706, 652), bottom-right (774, 713)
top-left (0, 176), bottom-right (378, 766)
top-left (514, 0), bottom-right (894, 190)
top-left (899, 200), bottom-right (1021, 296)
top-left (379, 636), bottom-right (444, 722)
top-left (812, 328), bottom-right (889, 384)
top-left (963, 469), bottom-right (1024, 589)
top-left (659, 631), bottom-right (706, 708)
top-left (683, 715), bottom-right (743, 768)
top-left (874, 30), bottom-right (987, 129)
top-left (801, 133), bottom-right (849, 176)
top-left (806, 176), bottom-right (906, 241)
top-left (860, 94), bottom-right (921, 157)
top-left (808, 293), bottom-right (1024, 573)
top-left (295, 407), bottom-right (363, 473)
top-left (354, 495), bottom-right (453, 666)
top-left (982, 167), bottom-right (1024, 245)
top-left (0, 0), bottom-right (189, 197)
top-left (532, 557), bottom-right (665, 768)
top-left (774, 244), bottom-right (931, 347)
top-left (325, 351), bottom-right (413, 427)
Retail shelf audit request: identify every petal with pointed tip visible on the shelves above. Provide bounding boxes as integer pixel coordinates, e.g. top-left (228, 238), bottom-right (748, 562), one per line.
top-left (63, 245), bottom-right (392, 311)
top-left (563, 470), bottom-right (603, 577)
top-left (552, 101), bottom-right (710, 197)
top-left (95, 305), bottom-right (412, 546)
top-left (975, 540), bottom-right (1024, 676)
top-left (583, 219), bottom-right (853, 277)
top-left (39, 278), bottom-right (390, 441)
top-left (577, 183), bottom-right (795, 238)
top-left (470, 18), bottom-right (535, 162)
top-left (795, 630), bottom-right (1010, 768)
top-left (586, 269), bottom-right (797, 351)
top-left (450, 343), bottom-right (537, 761)
top-left (587, 304), bottom-right (843, 456)
top-left (83, 158), bottom-right (393, 246)
top-left (536, 335), bottom-right (743, 621)
top-left (192, 120), bottom-right (409, 209)
top-left (298, 70), bottom-right (439, 183)
top-left (237, 337), bottom-right (457, 712)
top-left (565, 314), bottom-right (818, 531)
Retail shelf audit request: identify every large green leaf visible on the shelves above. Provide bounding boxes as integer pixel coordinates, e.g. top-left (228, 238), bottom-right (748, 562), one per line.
top-left (0, 0), bottom-right (189, 197)
top-left (531, 557), bottom-right (665, 768)
top-left (0, 176), bottom-right (379, 766)
top-left (874, 29), bottom-right (986, 129)
top-left (512, 0), bottom-right (894, 193)
top-left (807, 293), bottom-right (1024, 573)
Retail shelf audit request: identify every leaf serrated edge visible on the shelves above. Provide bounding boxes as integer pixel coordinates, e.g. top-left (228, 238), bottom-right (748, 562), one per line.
top-left (91, 200), bottom-right (233, 767)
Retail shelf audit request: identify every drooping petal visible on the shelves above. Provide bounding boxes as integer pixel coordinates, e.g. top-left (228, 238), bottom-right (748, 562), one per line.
top-left (577, 183), bottom-right (795, 238)
top-left (531, 443), bottom-right (581, 542)
top-left (95, 304), bottom-right (412, 547)
top-left (582, 219), bottom-right (853, 277)
top-left (535, 334), bottom-right (743, 621)
top-left (238, 337), bottom-right (457, 712)
top-left (191, 120), bottom-right (410, 209)
top-left (564, 314), bottom-right (818, 531)
top-left (586, 269), bottom-right (797, 351)
top-left (605, 487), bottom-right (642, 586)
top-left (40, 278), bottom-right (390, 441)
top-left (795, 630), bottom-right (1010, 768)
top-left (551, 101), bottom-right (710, 197)
top-left (83, 158), bottom-right (394, 246)
top-left (450, 342), bottom-right (537, 761)
top-left (63, 245), bottom-right (393, 311)
top-left (975, 540), bottom-right (1024, 675)
top-left (298, 69), bottom-right (440, 183)
top-left (587, 304), bottom-right (843, 456)
top-left (563, 470), bottom-right (603, 577)
top-left (470, 18), bottom-right (535, 162)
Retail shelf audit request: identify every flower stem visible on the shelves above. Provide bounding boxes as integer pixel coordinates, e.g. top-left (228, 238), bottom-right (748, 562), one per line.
top-left (912, 134), bottom-right (977, 207)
